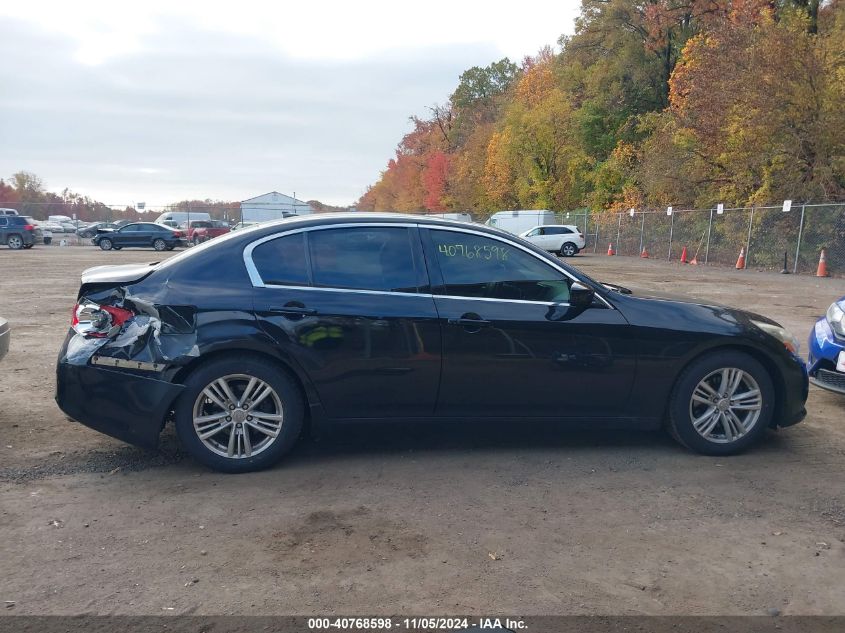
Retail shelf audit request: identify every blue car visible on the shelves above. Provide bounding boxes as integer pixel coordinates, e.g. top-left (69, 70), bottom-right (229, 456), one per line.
top-left (808, 297), bottom-right (845, 394)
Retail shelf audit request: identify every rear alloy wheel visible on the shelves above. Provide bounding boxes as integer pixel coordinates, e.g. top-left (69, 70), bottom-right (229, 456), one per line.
top-left (99, 238), bottom-right (113, 251)
top-left (153, 238), bottom-right (167, 251)
top-left (7, 234), bottom-right (23, 250)
top-left (668, 351), bottom-right (773, 455)
top-left (560, 242), bottom-right (577, 257)
top-left (175, 357), bottom-right (304, 472)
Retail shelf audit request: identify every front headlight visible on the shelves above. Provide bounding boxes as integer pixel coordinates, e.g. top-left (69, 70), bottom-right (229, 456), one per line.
top-left (826, 301), bottom-right (845, 337)
top-left (752, 320), bottom-right (800, 354)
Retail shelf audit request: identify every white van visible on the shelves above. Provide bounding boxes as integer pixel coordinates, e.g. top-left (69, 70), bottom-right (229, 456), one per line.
top-left (485, 210), bottom-right (558, 234)
top-left (48, 215), bottom-right (73, 223)
top-left (155, 211), bottom-right (211, 227)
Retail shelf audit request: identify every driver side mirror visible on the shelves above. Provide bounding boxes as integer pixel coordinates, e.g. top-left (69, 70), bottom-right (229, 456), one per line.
top-left (569, 281), bottom-right (595, 308)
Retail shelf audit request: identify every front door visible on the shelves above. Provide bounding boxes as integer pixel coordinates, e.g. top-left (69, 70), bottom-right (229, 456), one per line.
top-left (422, 227), bottom-right (636, 419)
top-left (250, 225), bottom-right (442, 419)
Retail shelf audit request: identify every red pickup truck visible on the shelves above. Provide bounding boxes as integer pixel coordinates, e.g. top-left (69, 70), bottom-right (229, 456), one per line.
top-left (177, 220), bottom-right (231, 245)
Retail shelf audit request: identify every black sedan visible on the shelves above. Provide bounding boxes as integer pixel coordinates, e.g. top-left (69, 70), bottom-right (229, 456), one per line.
top-left (56, 214), bottom-right (808, 472)
top-left (92, 222), bottom-right (186, 251)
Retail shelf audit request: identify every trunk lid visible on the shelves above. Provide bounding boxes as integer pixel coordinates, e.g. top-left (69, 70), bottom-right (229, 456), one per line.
top-left (80, 263), bottom-right (159, 285)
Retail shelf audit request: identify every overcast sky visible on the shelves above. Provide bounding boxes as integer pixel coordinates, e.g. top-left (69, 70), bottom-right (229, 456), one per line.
top-left (0, 1), bottom-right (579, 208)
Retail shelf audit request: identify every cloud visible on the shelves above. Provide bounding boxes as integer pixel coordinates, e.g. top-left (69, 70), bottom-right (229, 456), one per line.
top-left (0, 6), bottom-right (577, 206)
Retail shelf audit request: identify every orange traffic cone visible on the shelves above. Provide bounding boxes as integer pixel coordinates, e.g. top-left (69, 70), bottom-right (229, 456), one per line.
top-left (641, 247), bottom-right (649, 258)
top-left (607, 243), bottom-right (615, 256)
top-left (817, 249), bottom-right (829, 277)
top-left (690, 255), bottom-right (698, 265)
top-left (735, 247), bottom-right (746, 269)
top-left (680, 246), bottom-right (688, 264)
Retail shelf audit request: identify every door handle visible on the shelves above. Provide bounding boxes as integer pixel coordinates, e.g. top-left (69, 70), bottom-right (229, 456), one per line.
top-left (448, 313), bottom-right (491, 330)
top-left (270, 304), bottom-right (318, 317)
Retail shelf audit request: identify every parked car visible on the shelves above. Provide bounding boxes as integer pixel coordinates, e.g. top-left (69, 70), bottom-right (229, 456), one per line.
top-left (807, 297), bottom-right (845, 394)
top-left (0, 317), bottom-right (8, 362)
top-left (0, 208), bottom-right (19, 216)
top-left (56, 214), bottom-right (808, 473)
top-left (91, 222), bottom-right (186, 251)
top-left (59, 222), bottom-right (78, 233)
top-left (77, 222), bottom-right (118, 238)
top-left (520, 225), bottom-right (585, 257)
top-left (0, 215), bottom-right (43, 249)
top-left (178, 220), bottom-right (231, 245)
top-left (33, 221), bottom-right (53, 245)
top-left (39, 221), bottom-right (65, 233)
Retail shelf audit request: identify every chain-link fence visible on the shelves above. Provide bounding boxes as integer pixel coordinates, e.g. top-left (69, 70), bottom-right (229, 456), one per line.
top-left (552, 203), bottom-right (845, 277)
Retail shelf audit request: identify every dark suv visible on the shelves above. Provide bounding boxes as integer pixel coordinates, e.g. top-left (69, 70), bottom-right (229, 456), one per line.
top-left (0, 215), bottom-right (43, 249)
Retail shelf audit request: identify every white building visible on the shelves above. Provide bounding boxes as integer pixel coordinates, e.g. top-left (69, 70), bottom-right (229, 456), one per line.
top-left (240, 192), bottom-right (313, 222)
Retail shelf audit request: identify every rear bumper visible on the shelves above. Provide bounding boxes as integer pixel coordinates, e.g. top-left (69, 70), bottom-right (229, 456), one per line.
top-left (55, 361), bottom-right (185, 449)
top-left (807, 317), bottom-right (845, 395)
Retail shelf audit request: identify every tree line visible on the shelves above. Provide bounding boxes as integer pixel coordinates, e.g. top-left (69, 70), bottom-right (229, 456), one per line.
top-left (357, 0), bottom-right (844, 222)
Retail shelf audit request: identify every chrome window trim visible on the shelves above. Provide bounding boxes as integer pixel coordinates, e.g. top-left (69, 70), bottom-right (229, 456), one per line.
top-left (263, 283), bottom-right (433, 299)
top-left (243, 221), bottom-right (612, 309)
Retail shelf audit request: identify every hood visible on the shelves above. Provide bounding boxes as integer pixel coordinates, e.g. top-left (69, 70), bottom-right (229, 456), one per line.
top-left (605, 284), bottom-right (780, 327)
top-left (80, 263), bottom-right (159, 285)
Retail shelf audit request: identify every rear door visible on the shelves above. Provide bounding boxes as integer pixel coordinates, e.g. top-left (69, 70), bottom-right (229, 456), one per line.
top-left (249, 224), bottom-right (442, 419)
top-left (421, 226), bottom-right (636, 419)
top-left (0, 217), bottom-right (7, 244)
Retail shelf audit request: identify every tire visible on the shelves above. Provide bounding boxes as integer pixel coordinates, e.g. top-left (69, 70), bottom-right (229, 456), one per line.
top-left (174, 356), bottom-right (305, 473)
top-left (7, 234), bottom-right (23, 250)
top-left (99, 238), bottom-right (113, 251)
top-left (667, 350), bottom-right (774, 456)
top-left (560, 242), bottom-right (578, 257)
top-left (153, 238), bottom-right (167, 251)
top-left (192, 236), bottom-right (200, 246)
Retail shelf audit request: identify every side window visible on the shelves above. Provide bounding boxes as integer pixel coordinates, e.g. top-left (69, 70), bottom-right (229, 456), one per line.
top-left (309, 227), bottom-right (418, 292)
top-left (429, 230), bottom-right (571, 303)
top-left (252, 233), bottom-right (309, 286)
top-left (0, 218), bottom-right (7, 227)
top-left (525, 228), bottom-right (540, 237)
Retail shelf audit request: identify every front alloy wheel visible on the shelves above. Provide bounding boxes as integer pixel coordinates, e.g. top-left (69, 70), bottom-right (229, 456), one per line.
top-left (99, 238), bottom-right (113, 251)
top-left (689, 368), bottom-right (762, 443)
top-left (668, 350), bottom-right (773, 455)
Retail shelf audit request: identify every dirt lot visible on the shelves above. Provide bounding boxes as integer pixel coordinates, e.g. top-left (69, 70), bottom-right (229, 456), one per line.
top-left (1, 246), bottom-right (844, 616)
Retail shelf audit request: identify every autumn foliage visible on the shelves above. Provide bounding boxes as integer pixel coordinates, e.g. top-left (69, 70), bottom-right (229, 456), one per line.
top-left (358, 0), bottom-right (845, 220)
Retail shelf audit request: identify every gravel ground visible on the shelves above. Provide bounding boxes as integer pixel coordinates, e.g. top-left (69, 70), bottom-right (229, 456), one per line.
top-left (0, 245), bottom-right (844, 615)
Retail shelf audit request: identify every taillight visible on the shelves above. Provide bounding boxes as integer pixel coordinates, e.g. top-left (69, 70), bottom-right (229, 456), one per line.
top-left (23, 224), bottom-right (34, 231)
top-left (71, 302), bottom-right (134, 338)
top-left (172, 230), bottom-right (183, 238)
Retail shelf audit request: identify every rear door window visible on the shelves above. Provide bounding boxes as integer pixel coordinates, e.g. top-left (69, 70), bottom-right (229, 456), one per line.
top-left (252, 233), bottom-right (309, 286)
top-left (308, 227), bottom-right (418, 293)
